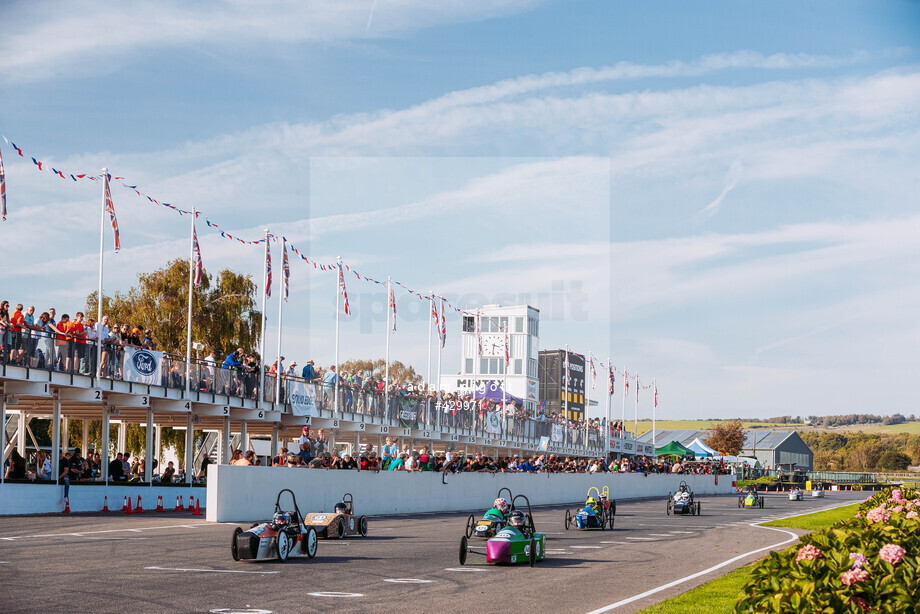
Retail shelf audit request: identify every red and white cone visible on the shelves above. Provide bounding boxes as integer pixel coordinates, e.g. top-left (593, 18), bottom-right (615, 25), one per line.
top-left (175, 495), bottom-right (185, 512)
top-left (102, 496), bottom-right (110, 512)
top-left (63, 497), bottom-right (71, 514)
top-left (155, 495), bottom-right (165, 512)
top-left (192, 497), bottom-right (202, 516)
top-left (125, 496), bottom-right (133, 514)
top-left (135, 495), bottom-right (145, 513)
top-left (121, 496), bottom-right (129, 512)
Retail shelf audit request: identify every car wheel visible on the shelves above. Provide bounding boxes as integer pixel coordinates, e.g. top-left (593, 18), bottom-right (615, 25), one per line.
top-left (738, 497), bottom-right (743, 508)
top-left (358, 515), bottom-right (368, 537)
top-left (608, 511), bottom-right (615, 529)
top-left (302, 526), bottom-right (318, 559)
top-left (667, 501), bottom-right (671, 515)
top-left (231, 527), bottom-right (242, 561)
top-left (529, 537), bottom-right (537, 567)
top-left (527, 514), bottom-right (535, 535)
top-left (760, 498), bottom-right (764, 509)
top-left (697, 502), bottom-right (701, 516)
top-left (466, 514), bottom-right (476, 538)
top-left (337, 516), bottom-right (346, 539)
top-left (564, 509), bottom-right (572, 530)
top-left (459, 536), bottom-right (468, 565)
top-left (611, 500), bottom-right (616, 516)
top-left (276, 530), bottom-right (290, 562)
top-left (600, 513), bottom-right (606, 531)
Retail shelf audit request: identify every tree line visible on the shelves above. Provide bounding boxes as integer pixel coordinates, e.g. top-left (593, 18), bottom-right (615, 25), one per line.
top-left (802, 431), bottom-right (919, 472)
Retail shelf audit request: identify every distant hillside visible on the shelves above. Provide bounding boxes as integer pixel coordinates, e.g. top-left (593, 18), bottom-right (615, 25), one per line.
top-left (634, 418), bottom-right (920, 438)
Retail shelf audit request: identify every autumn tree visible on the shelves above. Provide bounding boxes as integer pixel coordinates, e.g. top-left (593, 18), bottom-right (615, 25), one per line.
top-left (336, 359), bottom-right (423, 385)
top-left (704, 419), bottom-right (746, 456)
top-left (86, 258), bottom-right (261, 357)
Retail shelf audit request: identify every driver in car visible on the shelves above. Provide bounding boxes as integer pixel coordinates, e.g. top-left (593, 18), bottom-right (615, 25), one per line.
top-left (508, 510), bottom-right (528, 536)
top-left (674, 485), bottom-right (690, 502)
top-left (484, 497), bottom-right (510, 522)
top-left (334, 501), bottom-right (350, 515)
top-left (583, 496), bottom-right (601, 515)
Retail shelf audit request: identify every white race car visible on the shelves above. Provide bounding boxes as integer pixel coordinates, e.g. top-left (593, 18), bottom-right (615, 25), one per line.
top-left (788, 488), bottom-right (804, 501)
top-left (811, 488), bottom-right (825, 498)
top-left (232, 489), bottom-right (319, 562)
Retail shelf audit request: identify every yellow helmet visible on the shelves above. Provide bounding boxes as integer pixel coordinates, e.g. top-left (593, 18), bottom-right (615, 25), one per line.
top-left (587, 497), bottom-right (597, 505)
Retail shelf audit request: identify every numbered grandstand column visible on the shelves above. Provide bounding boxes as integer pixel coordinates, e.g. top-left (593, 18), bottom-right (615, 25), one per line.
top-left (101, 404), bottom-right (110, 483)
top-left (145, 409), bottom-right (154, 483)
top-left (219, 416), bottom-right (230, 465)
top-left (62, 416), bottom-right (69, 451)
top-left (354, 432), bottom-right (360, 455)
top-left (240, 421), bottom-right (248, 454)
top-left (154, 425), bottom-right (162, 475)
top-left (271, 424), bottom-right (279, 460)
top-left (117, 421), bottom-right (126, 454)
top-left (81, 418), bottom-right (89, 460)
top-left (185, 413), bottom-right (194, 485)
top-left (52, 395), bottom-right (61, 485)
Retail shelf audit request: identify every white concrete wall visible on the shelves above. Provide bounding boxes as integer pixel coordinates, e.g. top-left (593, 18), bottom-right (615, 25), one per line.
top-left (0, 483), bottom-right (205, 515)
top-left (207, 465), bottom-right (736, 522)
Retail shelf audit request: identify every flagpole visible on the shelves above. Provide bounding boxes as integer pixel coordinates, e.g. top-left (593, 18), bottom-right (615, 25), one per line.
top-left (621, 366), bottom-right (627, 439)
top-left (652, 378), bottom-right (657, 452)
top-left (334, 256), bottom-right (341, 414)
top-left (274, 239), bottom-right (285, 405)
top-left (563, 344), bottom-right (569, 448)
top-left (259, 229), bottom-right (269, 411)
top-left (95, 168), bottom-right (107, 378)
top-left (436, 298), bottom-right (443, 431)
top-left (426, 291), bottom-right (433, 428)
top-left (585, 352), bottom-right (591, 452)
top-left (606, 356), bottom-right (612, 455)
top-left (634, 371), bottom-right (639, 438)
top-left (501, 322), bottom-right (507, 441)
top-left (185, 209), bottom-right (196, 395)
top-left (385, 276), bottom-right (391, 421)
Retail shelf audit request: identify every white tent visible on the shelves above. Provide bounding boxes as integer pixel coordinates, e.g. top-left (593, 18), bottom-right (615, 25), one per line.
top-left (686, 438), bottom-right (717, 457)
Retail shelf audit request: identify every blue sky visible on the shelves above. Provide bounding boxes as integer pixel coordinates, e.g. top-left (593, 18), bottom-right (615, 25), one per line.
top-left (1, 0), bottom-right (919, 418)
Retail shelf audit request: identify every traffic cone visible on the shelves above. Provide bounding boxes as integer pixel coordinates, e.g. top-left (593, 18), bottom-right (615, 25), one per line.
top-left (192, 497), bottom-right (202, 516)
top-left (122, 496), bottom-right (129, 512)
top-left (135, 495), bottom-right (145, 513)
top-left (102, 496), bottom-right (110, 512)
top-left (155, 496), bottom-right (165, 512)
top-left (125, 496), bottom-right (133, 514)
top-left (175, 495), bottom-right (185, 512)
top-left (63, 497), bottom-right (71, 514)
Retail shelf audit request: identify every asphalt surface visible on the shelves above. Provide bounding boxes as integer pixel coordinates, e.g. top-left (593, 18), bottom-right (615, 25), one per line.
top-left (0, 491), bottom-right (864, 614)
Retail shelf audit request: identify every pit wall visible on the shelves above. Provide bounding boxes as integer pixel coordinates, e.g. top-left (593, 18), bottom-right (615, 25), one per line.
top-left (0, 482), bottom-right (205, 515)
top-left (206, 465), bottom-right (736, 523)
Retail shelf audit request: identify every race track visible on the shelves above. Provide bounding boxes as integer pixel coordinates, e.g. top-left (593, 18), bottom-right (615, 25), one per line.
top-left (0, 490), bottom-right (863, 614)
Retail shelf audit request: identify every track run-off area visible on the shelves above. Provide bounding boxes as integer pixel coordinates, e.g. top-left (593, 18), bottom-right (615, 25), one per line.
top-left (0, 491), bottom-right (864, 613)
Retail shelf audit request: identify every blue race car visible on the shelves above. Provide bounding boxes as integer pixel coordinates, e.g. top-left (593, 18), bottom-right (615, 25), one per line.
top-left (564, 487), bottom-right (615, 530)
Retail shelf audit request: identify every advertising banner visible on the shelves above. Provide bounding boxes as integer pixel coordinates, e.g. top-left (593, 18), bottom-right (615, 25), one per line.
top-left (123, 347), bottom-right (163, 385)
top-left (398, 398), bottom-right (419, 428)
top-left (551, 423), bottom-right (564, 442)
top-left (289, 380), bottom-right (318, 417)
top-left (538, 436), bottom-right (550, 451)
top-left (486, 412), bottom-right (502, 435)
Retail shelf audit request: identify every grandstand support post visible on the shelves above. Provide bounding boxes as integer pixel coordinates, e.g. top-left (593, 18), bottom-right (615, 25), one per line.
top-left (145, 409), bottom-right (154, 483)
top-left (384, 277), bottom-right (391, 420)
top-left (219, 416), bottom-right (230, 465)
top-left (117, 422), bottom-right (126, 454)
top-left (334, 257), bottom-right (342, 414)
top-left (82, 419), bottom-right (89, 460)
top-left (240, 421), bottom-right (248, 455)
top-left (185, 413), bottom-right (194, 485)
top-left (101, 403), bottom-right (110, 483)
top-left (426, 291), bottom-right (433, 429)
top-left (185, 208), bottom-right (196, 396)
top-left (52, 394), bottom-right (60, 486)
top-left (259, 229), bottom-right (270, 411)
top-left (271, 424), bottom-right (279, 461)
top-left (95, 168), bottom-right (107, 378)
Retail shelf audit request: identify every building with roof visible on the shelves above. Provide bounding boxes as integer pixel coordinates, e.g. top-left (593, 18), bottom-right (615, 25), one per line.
top-left (636, 428), bottom-right (813, 470)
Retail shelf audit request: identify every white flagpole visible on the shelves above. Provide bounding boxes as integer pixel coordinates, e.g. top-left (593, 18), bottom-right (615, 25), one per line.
top-left (621, 365), bottom-right (627, 437)
top-left (652, 378), bottom-right (657, 452)
top-left (501, 322), bottom-right (507, 440)
top-left (634, 371), bottom-right (639, 438)
top-left (563, 344), bottom-right (569, 448)
top-left (95, 168), bottom-right (107, 378)
top-left (606, 356), bottom-right (612, 455)
top-left (274, 240), bottom-right (284, 406)
top-left (385, 276), bottom-right (391, 421)
top-left (258, 229), bottom-right (269, 410)
top-left (585, 352), bottom-right (591, 452)
top-left (185, 209), bottom-right (196, 395)
top-left (334, 256), bottom-right (341, 414)
top-left (436, 298), bottom-right (443, 430)
top-left (426, 291), bottom-right (433, 428)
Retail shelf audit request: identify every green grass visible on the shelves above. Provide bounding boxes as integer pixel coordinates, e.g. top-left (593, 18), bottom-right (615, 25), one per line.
top-left (635, 564), bottom-right (755, 613)
top-left (634, 419), bottom-right (790, 436)
top-left (760, 502), bottom-right (861, 531)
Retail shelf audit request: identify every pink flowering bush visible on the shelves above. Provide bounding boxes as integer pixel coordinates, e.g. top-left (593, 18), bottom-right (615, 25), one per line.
top-left (737, 487), bottom-right (920, 613)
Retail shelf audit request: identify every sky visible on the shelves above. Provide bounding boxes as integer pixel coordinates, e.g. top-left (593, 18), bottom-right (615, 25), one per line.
top-left (1, 0), bottom-right (919, 419)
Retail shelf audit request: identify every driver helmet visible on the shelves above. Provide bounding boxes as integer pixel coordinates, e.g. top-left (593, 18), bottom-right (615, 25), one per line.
top-left (680, 491), bottom-right (690, 500)
top-left (334, 502), bottom-right (348, 514)
top-left (271, 511), bottom-right (291, 529)
top-left (493, 498), bottom-right (509, 514)
top-left (508, 510), bottom-right (525, 528)
top-left (586, 496), bottom-right (597, 506)
top-left (599, 492), bottom-right (608, 502)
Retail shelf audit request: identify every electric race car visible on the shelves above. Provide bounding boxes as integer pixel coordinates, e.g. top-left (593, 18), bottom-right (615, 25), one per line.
top-left (788, 487), bottom-right (804, 501)
top-left (811, 486), bottom-right (825, 498)
top-left (459, 494), bottom-right (546, 567)
top-left (667, 481), bottom-right (702, 516)
top-left (465, 487), bottom-right (514, 539)
top-left (565, 486), bottom-right (615, 530)
top-left (231, 489), bottom-right (319, 562)
top-left (739, 485), bottom-right (765, 509)
top-left (303, 492), bottom-right (369, 538)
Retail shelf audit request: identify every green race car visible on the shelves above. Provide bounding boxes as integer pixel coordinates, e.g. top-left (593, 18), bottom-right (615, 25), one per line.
top-left (739, 486), bottom-right (765, 509)
top-left (465, 487), bottom-right (514, 539)
top-left (459, 494), bottom-right (545, 566)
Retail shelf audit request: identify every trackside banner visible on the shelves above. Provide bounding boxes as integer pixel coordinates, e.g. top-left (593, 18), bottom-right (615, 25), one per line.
top-left (551, 424), bottom-right (564, 442)
top-left (289, 380), bottom-right (318, 417)
top-left (123, 347), bottom-right (163, 385)
top-left (486, 412), bottom-right (502, 435)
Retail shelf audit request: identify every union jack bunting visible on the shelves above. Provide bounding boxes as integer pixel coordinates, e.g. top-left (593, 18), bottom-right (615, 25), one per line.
top-left (338, 263), bottom-right (351, 316)
top-left (635, 373), bottom-right (639, 402)
top-left (476, 311), bottom-right (483, 357)
top-left (431, 295), bottom-right (440, 340)
top-left (439, 298), bottom-right (447, 348)
top-left (192, 220), bottom-right (203, 287)
top-left (624, 368), bottom-right (629, 392)
top-left (0, 144), bottom-right (6, 221)
top-left (564, 351), bottom-right (570, 385)
top-left (103, 173), bottom-right (121, 252)
top-left (282, 238), bottom-right (290, 302)
top-left (609, 366), bottom-right (615, 396)
top-left (589, 353), bottom-right (597, 390)
top-left (654, 381), bottom-right (658, 408)
top-left (503, 325), bottom-right (510, 367)
top-left (264, 239), bottom-right (272, 298)
top-left (389, 282), bottom-right (397, 332)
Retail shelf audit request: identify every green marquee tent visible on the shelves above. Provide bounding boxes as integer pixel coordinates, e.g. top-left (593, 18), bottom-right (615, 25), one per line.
top-left (654, 440), bottom-right (695, 457)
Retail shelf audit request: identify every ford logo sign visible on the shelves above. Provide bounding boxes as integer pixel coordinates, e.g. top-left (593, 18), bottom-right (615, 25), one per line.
top-left (131, 350), bottom-right (158, 376)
